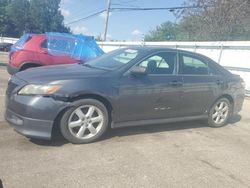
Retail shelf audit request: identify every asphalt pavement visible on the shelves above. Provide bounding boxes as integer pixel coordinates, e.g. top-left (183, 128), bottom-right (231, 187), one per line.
top-left (0, 66), bottom-right (250, 188)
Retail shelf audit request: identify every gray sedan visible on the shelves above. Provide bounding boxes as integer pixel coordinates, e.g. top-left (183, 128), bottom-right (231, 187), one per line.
top-left (5, 47), bottom-right (245, 144)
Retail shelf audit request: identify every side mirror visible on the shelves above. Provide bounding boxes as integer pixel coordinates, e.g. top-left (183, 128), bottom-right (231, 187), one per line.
top-left (130, 66), bottom-right (147, 76)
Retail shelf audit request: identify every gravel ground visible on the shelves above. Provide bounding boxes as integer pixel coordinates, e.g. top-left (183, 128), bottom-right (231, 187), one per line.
top-left (0, 66), bottom-right (250, 188)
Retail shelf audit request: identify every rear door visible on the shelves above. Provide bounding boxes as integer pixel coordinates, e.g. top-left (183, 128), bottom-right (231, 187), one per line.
top-left (178, 52), bottom-right (224, 116)
top-left (117, 51), bottom-right (183, 122)
top-left (48, 38), bottom-right (77, 65)
top-left (38, 38), bottom-right (54, 65)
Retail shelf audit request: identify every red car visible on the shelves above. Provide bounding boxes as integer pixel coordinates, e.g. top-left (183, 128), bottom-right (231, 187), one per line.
top-left (7, 33), bottom-right (104, 75)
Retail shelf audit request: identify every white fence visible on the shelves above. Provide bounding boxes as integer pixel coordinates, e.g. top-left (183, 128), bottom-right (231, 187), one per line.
top-left (1, 36), bottom-right (250, 94)
top-left (0, 36), bottom-right (18, 44)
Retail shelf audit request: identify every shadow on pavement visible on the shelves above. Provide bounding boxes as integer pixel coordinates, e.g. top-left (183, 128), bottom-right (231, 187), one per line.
top-left (29, 115), bottom-right (242, 147)
top-left (0, 178), bottom-right (3, 188)
top-left (29, 129), bottom-right (68, 147)
top-left (229, 114), bottom-right (242, 124)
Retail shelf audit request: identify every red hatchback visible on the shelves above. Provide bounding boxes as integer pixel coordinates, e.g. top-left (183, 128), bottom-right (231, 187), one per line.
top-left (7, 33), bottom-right (104, 75)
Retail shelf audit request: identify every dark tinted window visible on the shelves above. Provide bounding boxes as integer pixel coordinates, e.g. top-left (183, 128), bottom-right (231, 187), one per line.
top-left (208, 63), bottom-right (219, 75)
top-left (41, 40), bottom-right (48, 48)
top-left (138, 52), bottom-right (177, 75)
top-left (180, 54), bottom-right (209, 75)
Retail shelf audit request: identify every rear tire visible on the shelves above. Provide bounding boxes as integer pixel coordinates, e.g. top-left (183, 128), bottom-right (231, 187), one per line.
top-left (208, 98), bottom-right (232, 127)
top-left (60, 99), bottom-right (109, 144)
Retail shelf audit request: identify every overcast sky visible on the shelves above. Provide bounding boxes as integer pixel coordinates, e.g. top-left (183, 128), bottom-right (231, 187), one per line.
top-left (60, 0), bottom-right (185, 41)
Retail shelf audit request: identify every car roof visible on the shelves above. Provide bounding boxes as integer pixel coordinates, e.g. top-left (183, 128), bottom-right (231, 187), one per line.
top-left (125, 46), bottom-right (219, 61)
top-left (124, 46), bottom-right (193, 54)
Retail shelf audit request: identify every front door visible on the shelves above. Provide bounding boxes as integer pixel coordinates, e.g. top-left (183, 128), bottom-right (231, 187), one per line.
top-left (116, 51), bottom-right (183, 122)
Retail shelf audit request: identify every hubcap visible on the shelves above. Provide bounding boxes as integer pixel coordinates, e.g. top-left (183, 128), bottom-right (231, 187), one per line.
top-left (212, 101), bottom-right (229, 124)
top-left (68, 105), bottom-right (104, 139)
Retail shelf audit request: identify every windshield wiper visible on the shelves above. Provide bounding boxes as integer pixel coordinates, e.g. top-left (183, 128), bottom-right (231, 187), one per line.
top-left (82, 63), bottom-right (93, 68)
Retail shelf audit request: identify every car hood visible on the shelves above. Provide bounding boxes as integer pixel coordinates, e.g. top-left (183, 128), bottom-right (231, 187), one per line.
top-left (15, 64), bottom-right (109, 83)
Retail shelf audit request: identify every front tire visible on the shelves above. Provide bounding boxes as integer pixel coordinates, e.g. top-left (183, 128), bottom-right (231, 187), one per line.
top-left (60, 99), bottom-right (109, 144)
top-left (208, 98), bottom-right (232, 127)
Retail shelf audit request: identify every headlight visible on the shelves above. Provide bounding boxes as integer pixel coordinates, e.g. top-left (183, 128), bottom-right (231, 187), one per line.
top-left (18, 84), bottom-right (61, 95)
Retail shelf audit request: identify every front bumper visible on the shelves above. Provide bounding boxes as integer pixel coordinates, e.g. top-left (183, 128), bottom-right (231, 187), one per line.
top-left (5, 109), bottom-right (54, 139)
top-left (7, 63), bottom-right (19, 75)
top-left (5, 94), bottom-right (69, 140)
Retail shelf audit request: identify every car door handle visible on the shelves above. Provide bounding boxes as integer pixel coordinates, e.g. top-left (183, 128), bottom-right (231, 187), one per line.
top-left (169, 80), bottom-right (183, 86)
top-left (40, 50), bottom-right (48, 54)
top-left (216, 80), bottom-right (224, 85)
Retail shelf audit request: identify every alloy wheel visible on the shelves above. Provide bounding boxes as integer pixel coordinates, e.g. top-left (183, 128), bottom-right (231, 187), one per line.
top-left (212, 101), bottom-right (229, 125)
top-left (68, 105), bottom-right (104, 139)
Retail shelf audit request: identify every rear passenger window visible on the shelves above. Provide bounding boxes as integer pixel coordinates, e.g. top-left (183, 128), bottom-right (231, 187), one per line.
top-left (41, 40), bottom-right (48, 48)
top-left (47, 38), bottom-right (75, 55)
top-left (180, 54), bottom-right (209, 75)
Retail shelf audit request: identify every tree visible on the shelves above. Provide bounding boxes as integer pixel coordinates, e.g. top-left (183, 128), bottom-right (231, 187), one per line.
top-left (145, 0), bottom-right (250, 41)
top-left (179, 0), bottom-right (250, 40)
top-left (0, 0), bottom-right (10, 36)
top-left (145, 22), bottom-right (179, 41)
top-left (29, 0), bottom-right (70, 34)
top-left (5, 0), bottom-right (30, 37)
top-left (0, 0), bottom-right (70, 37)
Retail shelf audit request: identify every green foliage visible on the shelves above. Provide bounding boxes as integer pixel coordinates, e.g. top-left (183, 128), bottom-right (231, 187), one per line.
top-left (6, 0), bottom-right (30, 37)
top-left (0, 0), bottom-right (9, 36)
top-left (145, 0), bottom-right (250, 41)
top-left (145, 22), bottom-right (179, 41)
top-left (0, 0), bottom-right (70, 37)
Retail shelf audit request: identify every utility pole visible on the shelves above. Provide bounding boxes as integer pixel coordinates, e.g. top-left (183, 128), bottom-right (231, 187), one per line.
top-left (103, 0), bottom-right (111, 41)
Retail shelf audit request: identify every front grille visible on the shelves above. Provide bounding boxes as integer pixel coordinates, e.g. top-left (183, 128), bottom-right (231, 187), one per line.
top-left (6, 76), bottom-right (26, 96)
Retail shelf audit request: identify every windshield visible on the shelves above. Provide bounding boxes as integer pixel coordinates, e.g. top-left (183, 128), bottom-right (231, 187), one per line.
top-left (85, 48), bottom-right (139, 70)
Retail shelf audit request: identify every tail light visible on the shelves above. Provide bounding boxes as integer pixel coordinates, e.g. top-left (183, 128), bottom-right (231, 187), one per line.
top-left (9, 50), bottom-right (21, 62)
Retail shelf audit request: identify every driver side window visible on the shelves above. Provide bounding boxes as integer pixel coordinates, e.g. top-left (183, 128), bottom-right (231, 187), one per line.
top-left (138, 52), bottom-right (176, 75)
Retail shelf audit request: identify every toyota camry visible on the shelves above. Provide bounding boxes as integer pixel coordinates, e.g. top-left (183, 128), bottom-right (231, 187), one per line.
top-left (5, 47), bottom-right (245, 144)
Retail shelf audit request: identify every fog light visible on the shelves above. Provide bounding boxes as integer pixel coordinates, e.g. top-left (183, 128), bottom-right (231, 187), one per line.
top-left (11, 115), bottom-right (23, 125)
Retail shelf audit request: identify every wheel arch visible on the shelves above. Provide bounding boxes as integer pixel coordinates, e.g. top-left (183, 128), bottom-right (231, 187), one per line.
top-left (220, 94), bottom-right (234, 105)
top-left (68, 94), bottom-right (113, 114)
top-left (51, 93), bottom-right (114, 139)
top-left (20, 62), bottom-right (42, 71)
top-left (209, 94), bottom-right (234, 113)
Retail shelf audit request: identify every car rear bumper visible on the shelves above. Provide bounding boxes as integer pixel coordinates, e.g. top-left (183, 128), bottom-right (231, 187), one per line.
top-left (5, 94), bottom-right (69, 140)
top-left (7, 63), bottom-right (19, 75)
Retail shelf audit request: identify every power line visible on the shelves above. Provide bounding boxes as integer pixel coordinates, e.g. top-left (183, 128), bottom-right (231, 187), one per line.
top-left (66, 9), bottom-right (106, 25)
top-left (110, 5), bottom-right (210, 12)
top-left (65, 5), bottom-right (106, 22)
top-left (112, 3), bottom-right (139, 8)
top-left (65, 5), bottom-right (210, 27)
top-left (112, 0), bottom-right (140, 8)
